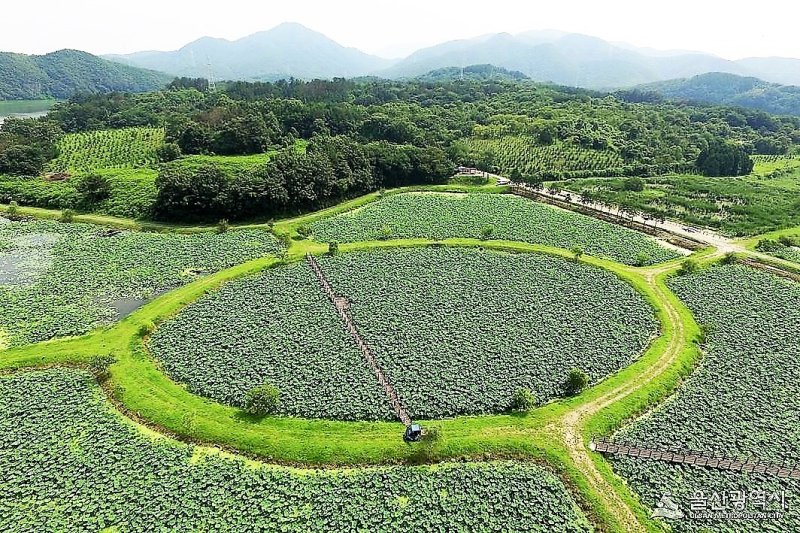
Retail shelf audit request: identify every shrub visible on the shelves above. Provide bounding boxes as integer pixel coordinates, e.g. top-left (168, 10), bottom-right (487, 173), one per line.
top-left (421, 425), bottom-right (442, 445)
top-left (622, 177), bottom-right (645, 192)
top-left (564, 368), bottom-right (589, 396)
top-left (571, 246), bottom-right (584, 260)
top-left (510, 388), bottom-right (537, 411)
top-left (88, 354), bottom-right (116, 381)
top-left (275, 231), bottom-right (292, 250)
top-left (296, 225), bottom-right (312, 239)
top-left (60, 209), bottom-right (75, 223)
top-left (720, 252), bottom-right (738, 265)
top-left (678, 259), bottom-right (698, 275)
top-left (217, 219), bottom-right (230, 234)
top-left (7, 200), bottom-right (18, 216)
top-left (634, 252), bottom-right (651, 267)
top-left (755, 239), bottom-right (781, 253)
top-left (410, 424), bottom-right (443, 463)
top-left (243, 383), bottom-right (281, 416)
top-left (379, 225), bottom-right (392, 241)
top-left (137, 321), bottom-right (155, 338)
top-left (328, 241), bottom-right (339, 255)
top-left (76, 174), bottom-right (112, 204)
top-left (157, 142), bottom-right (182, 163)
top-left (480, 225), bottom-right (495, 240)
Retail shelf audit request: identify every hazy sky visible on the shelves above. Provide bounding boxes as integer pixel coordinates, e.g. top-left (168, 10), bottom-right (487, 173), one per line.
top-left (4, 0), bottom-right (800, 59)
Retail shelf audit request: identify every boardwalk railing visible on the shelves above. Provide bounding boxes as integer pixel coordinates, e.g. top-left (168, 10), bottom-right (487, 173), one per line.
top-left (740, 258), bottom-right (800, 283)
top-left (509, 184), bottom-right (706, 251)
top-left (591, 438), bottom-right (800, 479)
top-left (306, 254), bottom-right (412, 427)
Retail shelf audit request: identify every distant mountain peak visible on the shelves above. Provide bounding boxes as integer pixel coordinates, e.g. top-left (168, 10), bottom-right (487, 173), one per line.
top-left (104, 22), bottom-right (394, 81)
top-left (100, 25), bottom-right (800, 88)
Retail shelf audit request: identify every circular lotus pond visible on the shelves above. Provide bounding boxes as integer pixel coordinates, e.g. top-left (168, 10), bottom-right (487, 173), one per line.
top-left (150, 247), bottom-right (658, 421)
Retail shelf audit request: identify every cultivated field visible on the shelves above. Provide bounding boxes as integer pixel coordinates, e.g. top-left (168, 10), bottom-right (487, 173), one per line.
top-left (0, 219), bottom-right (280, 346)
top-left (311, 192), bottom-right (680, 265)
top-left (152, 247), bottom-right (657, 420)
top-left (461, 136), bottom-right (625, 178)
top-left (611, 264), bottom-right (800, 531)
top-left (322, 247), bottom-right (657, 418)
top-left (150, 261), bottom-right (394, 420)
top-left (49, 127), bottom-right (166, 172)
top-left (2, 181), bottom-right (799, 532)
top-left (559, 156), bottom-right (800, 236)
top-left (0, 369), bottom-right (592, 532)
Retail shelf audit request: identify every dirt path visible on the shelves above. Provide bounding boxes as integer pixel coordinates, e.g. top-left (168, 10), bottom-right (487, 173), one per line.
top-left (553, 265), bottom-right (688, 532)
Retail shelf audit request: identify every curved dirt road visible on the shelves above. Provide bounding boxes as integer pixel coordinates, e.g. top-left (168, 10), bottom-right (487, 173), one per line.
top-left (555, 265), bottom-right (690, 532)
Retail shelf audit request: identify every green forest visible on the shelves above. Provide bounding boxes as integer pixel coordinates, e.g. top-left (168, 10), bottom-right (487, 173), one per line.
top-left (0, 50), bottom-right (170, 100)
top-left (1, 76), bottom-right (798, 222)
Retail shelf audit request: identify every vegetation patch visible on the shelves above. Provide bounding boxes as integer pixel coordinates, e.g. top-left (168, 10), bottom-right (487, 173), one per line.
top-left (49, 127), bottom-right (165, 172)
top-left (461, 136), bottom-right (625, 179)
top-left (311, 192), bottom-right (680, 265)
top-left (611, 265), bottom-right (800, 531)
top-left (319, 247), bottom-right (658, 419)
top-left (756, 235), bottom-right (800, 263)
top-left (559, 167), bottom-right (800, 236)
top-left (0, 220), bottom-right (280, 346)
top-left (0, 368), bottom-right (592, 532)
top-left (0, 168), bottom-right (158, 219)
top-left (149, 261), bottom-right (394, 420)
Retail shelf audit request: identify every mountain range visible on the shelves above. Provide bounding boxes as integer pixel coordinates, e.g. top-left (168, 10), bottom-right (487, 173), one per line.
top-left (105, 23), bottom-right (800, 88)
top-left (635, 72), bottom-right (800, 116)
top-left (2, 23), bottom-right (800, 107)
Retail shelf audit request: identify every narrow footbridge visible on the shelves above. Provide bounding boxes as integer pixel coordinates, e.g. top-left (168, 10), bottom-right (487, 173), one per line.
top-left (591, 438), bottom-right (800, 479)
top-left (306, 254), bottom-right (413, 427)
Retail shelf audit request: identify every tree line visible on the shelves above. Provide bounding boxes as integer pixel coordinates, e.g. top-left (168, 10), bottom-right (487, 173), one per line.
top-left (1, 76), bottom-right (798, 220)
top-left (154, 135), bottom-right (452, 221)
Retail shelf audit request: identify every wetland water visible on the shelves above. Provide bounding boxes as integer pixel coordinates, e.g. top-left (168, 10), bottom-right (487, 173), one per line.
top-left (0, 100), bottom-right (56, 126)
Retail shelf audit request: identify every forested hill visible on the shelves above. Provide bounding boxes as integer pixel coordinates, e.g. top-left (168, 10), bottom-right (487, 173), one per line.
top-left (0, 49), bottom-right (171, 100)
top-left (415, 65), bottom-right (529, 82)
top-left (635, 72), bottom-right (800, 116)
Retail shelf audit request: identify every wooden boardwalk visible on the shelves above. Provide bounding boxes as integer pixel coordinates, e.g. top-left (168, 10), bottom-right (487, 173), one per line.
top-left (591, 438), bottom-right (800, 479)
top-left (306, 254), bottom-right (412, 426)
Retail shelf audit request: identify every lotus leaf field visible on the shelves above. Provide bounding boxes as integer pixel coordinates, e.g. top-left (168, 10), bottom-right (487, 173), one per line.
top-left (321, 247), bottom-right (658, 418)
top-left (3, 181), bottom-right (800, 533)
top-left (769, 246), bottom-right (800, 263)
top-left (151, 247), bottom-right (657, 420)
top-left (0, 219), bottom-right (281, 346)
top-left (611, 265), bottom-right (800, 531)
top-left (310, 192), bottom-right (680, 266)
top-left (0, 369), bottom-right (592, 532)
top-left (150, 262), bottom-right (394, 420)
